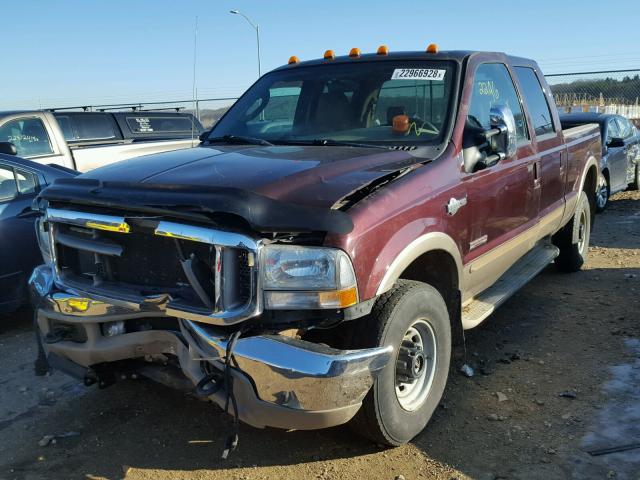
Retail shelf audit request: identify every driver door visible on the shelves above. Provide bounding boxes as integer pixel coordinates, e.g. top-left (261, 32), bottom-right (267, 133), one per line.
top-left (461, 62), bottom-right (538, 297)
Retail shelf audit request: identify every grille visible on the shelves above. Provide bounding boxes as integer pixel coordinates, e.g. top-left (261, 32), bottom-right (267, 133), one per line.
top-left (53, 222), bottom-right (252, 311)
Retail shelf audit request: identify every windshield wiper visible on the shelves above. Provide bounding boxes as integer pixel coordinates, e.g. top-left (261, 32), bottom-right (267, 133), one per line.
top-left (205, 135), bottom-right (273, 146)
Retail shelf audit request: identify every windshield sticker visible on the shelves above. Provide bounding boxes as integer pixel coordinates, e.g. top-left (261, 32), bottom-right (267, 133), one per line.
top-left (391, 68), bottom-right (446, 81)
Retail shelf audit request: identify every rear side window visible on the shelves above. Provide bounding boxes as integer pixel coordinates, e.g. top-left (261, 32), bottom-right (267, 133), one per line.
top-left (125, 116), bottom-right (196, 134)
top-left (0, 118), bottom-right (54, 157)
top-left (0, 165), bottom-right (17, 201)
top-left (514, 67), bottom-right (555, 137)
top-left (54, 113), bottom-right (119, 142)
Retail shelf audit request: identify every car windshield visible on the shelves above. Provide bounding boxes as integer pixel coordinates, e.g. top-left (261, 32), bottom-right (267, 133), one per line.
top-left (208, 60), bottom-right (457, 147)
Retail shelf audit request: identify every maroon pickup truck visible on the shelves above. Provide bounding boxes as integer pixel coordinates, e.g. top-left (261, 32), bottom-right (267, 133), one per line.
top-left (30, 47), bottom-right (600, 448)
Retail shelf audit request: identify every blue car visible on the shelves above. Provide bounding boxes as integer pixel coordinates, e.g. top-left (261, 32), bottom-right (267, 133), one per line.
top-left (0, 148), bottom-right (77, 313)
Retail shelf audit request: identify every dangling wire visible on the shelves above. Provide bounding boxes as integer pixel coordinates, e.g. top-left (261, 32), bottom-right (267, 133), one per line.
top-left (221, 328), bottom-right (244, 459)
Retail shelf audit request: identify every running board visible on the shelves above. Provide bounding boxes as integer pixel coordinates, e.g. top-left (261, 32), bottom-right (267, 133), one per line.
top-left (462, 243), bottom-right (559, 329)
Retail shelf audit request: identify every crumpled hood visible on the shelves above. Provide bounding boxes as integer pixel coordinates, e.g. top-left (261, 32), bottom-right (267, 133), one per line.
top-left (79, 145), bottom-right (419, 209)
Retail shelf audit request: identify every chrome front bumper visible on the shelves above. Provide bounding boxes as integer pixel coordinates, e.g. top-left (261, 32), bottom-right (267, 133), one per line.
top-left (30, 265), bottom-right (392, 430)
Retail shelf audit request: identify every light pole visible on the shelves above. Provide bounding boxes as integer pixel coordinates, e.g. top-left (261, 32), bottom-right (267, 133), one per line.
top-left (229, 10), bottom-right (261, 78)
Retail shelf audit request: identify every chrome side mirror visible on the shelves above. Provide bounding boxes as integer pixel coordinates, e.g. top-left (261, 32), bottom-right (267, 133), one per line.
top-left (489, 105), bottom-right (517, 158)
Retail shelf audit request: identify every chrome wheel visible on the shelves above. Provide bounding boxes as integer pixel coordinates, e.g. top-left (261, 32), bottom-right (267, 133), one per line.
top-left (395, 319), bottom-right (437, 412)
top-left (596, 180), bottom-right (609, 210)
top-left (577, 209), bottom-right (588, 255)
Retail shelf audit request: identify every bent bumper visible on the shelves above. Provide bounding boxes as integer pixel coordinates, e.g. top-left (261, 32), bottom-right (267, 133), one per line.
top-left (30, 265), bottom-right (392, 430)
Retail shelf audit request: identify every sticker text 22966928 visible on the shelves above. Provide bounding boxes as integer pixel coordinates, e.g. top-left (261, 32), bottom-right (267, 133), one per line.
top-left (391, 68), bottom-right (446, 81)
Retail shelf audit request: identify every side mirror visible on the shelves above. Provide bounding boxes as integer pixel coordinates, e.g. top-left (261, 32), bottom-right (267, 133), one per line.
top-left (489, 105), bottom-right (517, 159)
top-left (607, 137), bottom-right (625, 148)
top-left (199, 130), bottom-right (211, 143)
top-left (0, 142), bottom-right (17, 155)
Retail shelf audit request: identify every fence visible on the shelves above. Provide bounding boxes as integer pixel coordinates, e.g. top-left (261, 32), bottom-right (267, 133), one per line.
top-left (545, 69), bottom-right (640, 119)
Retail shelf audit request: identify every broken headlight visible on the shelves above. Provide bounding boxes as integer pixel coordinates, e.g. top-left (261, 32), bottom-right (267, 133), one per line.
top-left (262, 245), bottom-right (358, 309)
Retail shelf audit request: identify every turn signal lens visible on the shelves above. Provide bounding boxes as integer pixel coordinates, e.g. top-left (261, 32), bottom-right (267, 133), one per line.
top-left (349, 47), bottom-right (361, 58)
top-left (377, 45), bottom-right (389, 55)
top-left (318, 286), bottom-right (358, 309)
top-left (288, 55), bottom-right (299, 64)
top-left (324, 49), bottom-right (335, 60)
top-left (426, 43), bottom-right (439, 54)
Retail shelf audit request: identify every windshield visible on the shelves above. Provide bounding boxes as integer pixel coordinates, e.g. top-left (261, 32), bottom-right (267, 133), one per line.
top-left (209, 60), bottom-right (457, 147)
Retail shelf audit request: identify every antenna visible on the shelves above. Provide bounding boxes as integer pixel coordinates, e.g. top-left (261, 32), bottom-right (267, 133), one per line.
top-left (191, 15), bottom-right (199, 144)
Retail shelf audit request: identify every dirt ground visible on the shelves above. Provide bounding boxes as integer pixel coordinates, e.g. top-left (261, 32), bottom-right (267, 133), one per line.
top-left (1, 191), bottom-right (639, 480)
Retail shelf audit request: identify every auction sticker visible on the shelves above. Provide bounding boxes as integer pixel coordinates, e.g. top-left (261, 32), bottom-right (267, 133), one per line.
top-left (391, 68), bottom-right (446, 81)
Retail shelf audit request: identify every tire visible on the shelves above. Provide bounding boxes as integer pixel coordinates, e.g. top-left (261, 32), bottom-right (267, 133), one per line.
top-left (349, 280), bottom-right (451, 446)
top-left (554, 191), bottom-right (591, 273)
top-left (630, 164), bottom-right (640, 191)
top-left (595, 175), bottom-right (609, 213)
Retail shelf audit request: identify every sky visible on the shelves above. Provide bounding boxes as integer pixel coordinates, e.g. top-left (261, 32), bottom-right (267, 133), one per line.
top-left (3, 0), bottom-right (640, 110)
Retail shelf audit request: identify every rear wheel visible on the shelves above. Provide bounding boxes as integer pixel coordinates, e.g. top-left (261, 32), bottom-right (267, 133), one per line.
top-left (349, 280), bottom-right (451, 446)
top-left (595, 175), bottom-right (609, 212)
top-left (554, 191), bottom-right (591, 273)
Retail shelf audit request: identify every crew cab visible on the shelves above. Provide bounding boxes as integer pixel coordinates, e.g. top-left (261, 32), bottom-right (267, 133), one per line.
top-left (0, 110), bottom-right (203, 172)
top-left (30, 47), bottom-right (600, 447)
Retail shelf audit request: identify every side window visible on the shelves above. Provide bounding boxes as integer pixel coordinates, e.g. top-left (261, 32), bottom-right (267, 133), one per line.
top-left (514, 67), bottom-right (556, 137)
top-left (468, 63), bottom-right (528, 143)
top-left (0, 118), bottom-right (54, 157)
top-left (0, 165), bottom-right (18, 202)
top-left (607, 119), bottom-right (620, 143)
top-left (15, 168), bottom-right (38, 195)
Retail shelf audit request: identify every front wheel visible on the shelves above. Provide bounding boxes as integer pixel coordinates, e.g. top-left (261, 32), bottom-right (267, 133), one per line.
top-left (349, 280), bottom-right (451, 446)
top-left (554, 191), bottom-right (591, 273)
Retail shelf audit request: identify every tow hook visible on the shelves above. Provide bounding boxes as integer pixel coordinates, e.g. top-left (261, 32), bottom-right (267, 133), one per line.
top-left (396, 340), bottom-right (426, 384)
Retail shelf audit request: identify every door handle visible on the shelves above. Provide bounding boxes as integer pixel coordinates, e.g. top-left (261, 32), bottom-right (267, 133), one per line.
top-left (533, 160), bottom-right (541, 189)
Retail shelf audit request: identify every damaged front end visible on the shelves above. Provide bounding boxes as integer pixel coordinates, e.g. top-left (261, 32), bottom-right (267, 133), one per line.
top-left (29, 182), bottom-right (392, 431)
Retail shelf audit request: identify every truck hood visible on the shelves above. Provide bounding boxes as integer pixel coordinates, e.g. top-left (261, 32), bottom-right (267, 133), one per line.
top-left (79, 145), bottom-right (420, 209)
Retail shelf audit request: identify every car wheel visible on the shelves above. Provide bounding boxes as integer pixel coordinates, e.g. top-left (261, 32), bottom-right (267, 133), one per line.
top-left (595, 176), bottom-right (609, 212)
top-left (349, 280), bottom-right (451, 446)
top-left (554, 191), bottom-right (591, 273)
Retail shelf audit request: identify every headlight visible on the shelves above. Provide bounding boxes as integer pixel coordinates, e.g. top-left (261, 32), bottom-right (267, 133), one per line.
top-left (262, 245), bottom-right (358, 310)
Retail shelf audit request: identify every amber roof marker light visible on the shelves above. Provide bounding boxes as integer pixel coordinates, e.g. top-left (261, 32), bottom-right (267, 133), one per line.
top-left (349, 47), bottom-right (361, 58)
top-left (377, 45), bottom-right (389, 55)
top-left (288, 55), bottom-right (300, 65)
top-left (426, 43), bottom-right (439, 54)
top-left (324, 50), bottom-right (335, 60)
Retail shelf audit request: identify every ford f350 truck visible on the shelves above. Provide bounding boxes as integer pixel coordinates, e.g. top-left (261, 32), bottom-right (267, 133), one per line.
top-left (0, 110), bottom-right (203, 172)
top-left (29, 47), bottom-right (600, 447)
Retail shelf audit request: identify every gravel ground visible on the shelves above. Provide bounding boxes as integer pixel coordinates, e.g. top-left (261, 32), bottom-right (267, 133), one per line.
top-left (1, 191), bottom-right (639, 480)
